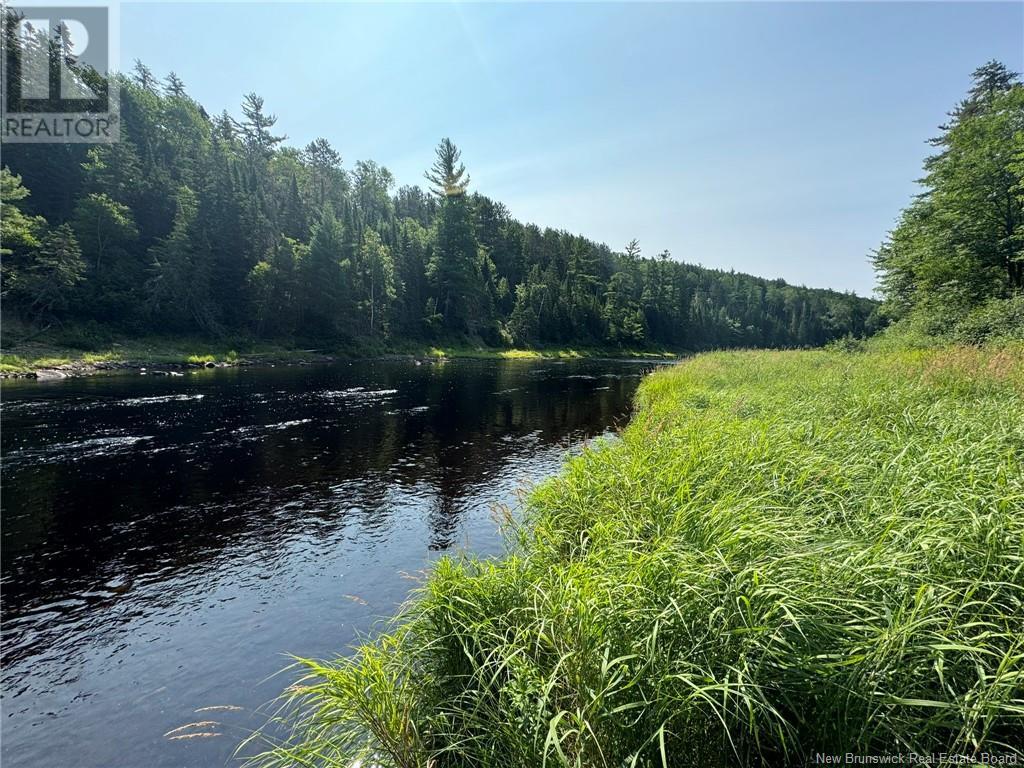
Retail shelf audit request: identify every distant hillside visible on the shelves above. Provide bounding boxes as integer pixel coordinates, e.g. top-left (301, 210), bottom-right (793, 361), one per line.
top-left (0, 38), bottom-right (877, 350)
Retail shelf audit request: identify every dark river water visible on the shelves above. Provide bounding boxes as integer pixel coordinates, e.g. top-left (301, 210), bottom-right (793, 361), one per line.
top-left (0, 357), bottom-right (657, 768)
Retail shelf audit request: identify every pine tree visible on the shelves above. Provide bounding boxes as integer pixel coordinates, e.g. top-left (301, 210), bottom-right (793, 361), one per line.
top-left (425, 139), bottom-right (486, 334)
top-left (425, 138), bottom-right (470, 197)
top-left (304, 138), bottom-right (343, 207)
top-left (19, 224), bottom-right (86, 317)
top-left (624, 239), bottom-right (641, 261)
top-left (148, 186), bottom-right (217, 331)
top-left (164, 71), bottom-right (187, 98)
top-left (300, 204), bottom-right (350, 334)
top-left (131, 59), bottom-right (158, 91)
top-left (237, 93), bottom-right (285, 163)
top-left (282, 174), bottom-right (307, 240)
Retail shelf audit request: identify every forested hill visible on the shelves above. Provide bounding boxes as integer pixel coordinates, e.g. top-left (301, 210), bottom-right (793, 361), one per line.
top-left (0, 60), bottom-right (878, 351)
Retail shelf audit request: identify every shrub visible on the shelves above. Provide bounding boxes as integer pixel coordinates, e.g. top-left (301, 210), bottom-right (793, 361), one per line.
top-left (952, 295), bottom-right (1024, 345)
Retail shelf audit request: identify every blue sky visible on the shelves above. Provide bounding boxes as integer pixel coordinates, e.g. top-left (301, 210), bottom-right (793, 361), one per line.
top-left (121, 2), bottom-right (1024, 296)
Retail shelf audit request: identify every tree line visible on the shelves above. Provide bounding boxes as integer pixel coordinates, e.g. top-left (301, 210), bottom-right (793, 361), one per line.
top-left (874, 61), bottom-right (1024, 343)
top-left (1, 38), bottom-right (877, 350)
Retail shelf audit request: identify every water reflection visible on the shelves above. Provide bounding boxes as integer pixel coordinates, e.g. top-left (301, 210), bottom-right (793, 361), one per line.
top-left (1, 358), bottom-right (656, 768)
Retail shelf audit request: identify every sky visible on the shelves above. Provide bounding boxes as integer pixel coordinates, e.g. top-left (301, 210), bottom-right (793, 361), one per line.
top-left (119, 1), bottom-right (1024, 296)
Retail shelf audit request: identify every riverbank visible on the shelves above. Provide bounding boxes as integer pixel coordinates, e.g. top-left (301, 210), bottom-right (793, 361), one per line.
top-left (255, 345), bottom-right (1024, 767)
top-left (0, 341), bottom-right (335, 379)
top-left (0, 336), bottom-right (680, 379)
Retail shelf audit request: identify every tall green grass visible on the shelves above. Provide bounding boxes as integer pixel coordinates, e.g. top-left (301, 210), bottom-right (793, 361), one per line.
top-left (252, 347), bottom-right (1024, 767)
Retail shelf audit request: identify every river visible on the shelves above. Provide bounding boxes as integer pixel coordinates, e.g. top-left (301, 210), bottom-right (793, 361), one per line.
top-left (0, 357), bottom-right (660, 767)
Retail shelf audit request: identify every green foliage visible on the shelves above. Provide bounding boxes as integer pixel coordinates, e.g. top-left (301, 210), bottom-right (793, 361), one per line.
top-left (70, 192), bottom-right (140, 322)
top-left (237, 92), bottom-right (285, 162)
top-left (0, 168), bottom-right (44, 257)
top-left (358, 228), bottom-right (396, 335)
top-left (147, 185), bottom-right (218, 331)
top-left (248, 236), bottom-right (305, 336)
top-left (15, 224), bottom-right (86, 317)
top-left (0, 354), bottom-right (30, 373)
top-left (875, 61), bottom-right (1024, 341)
top-left (425, 137), bottom-right (470, 197)
top-left (251, 346), bottom-right (1024, 767)
top-left (951, 295), bottom-right (1024, 345)
top-left (603, 270), bottom-right (646, 343)
top-left (1, 167), bottom-right (47, 298)
top-left (301, 205), bottom-right (352, 334)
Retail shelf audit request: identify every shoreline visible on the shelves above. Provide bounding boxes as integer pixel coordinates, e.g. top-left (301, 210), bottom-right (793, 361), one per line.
top-left (258, 345), bottom-right (1024, 764)
top-left (0, 342), bottom-right (682, 380)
